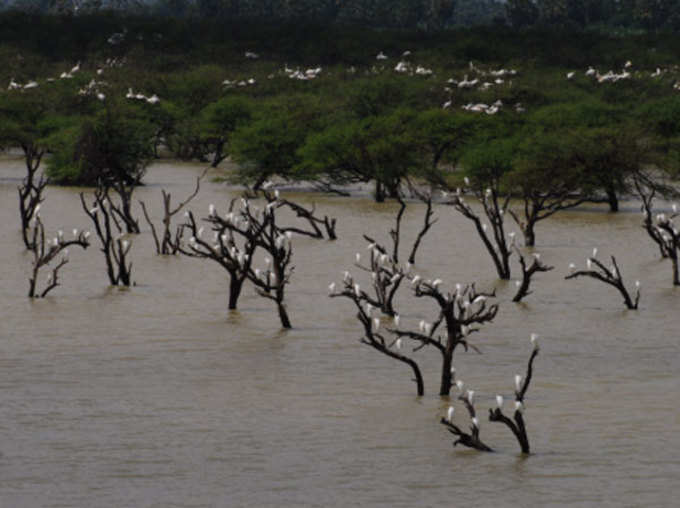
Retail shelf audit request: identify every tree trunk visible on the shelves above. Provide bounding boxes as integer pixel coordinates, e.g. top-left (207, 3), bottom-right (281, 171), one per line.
top-left (228, 277), bottom-right (244, 309)
top-left (606, 186), bottom-right (619, 212)
top-left (277, 302), bottom-right (292, 328)
top-left (439, 351), bottom-right (453, 396)
top-left (524, 223), bottom-right (536, 247)
top-left (374, 180), bottom-right (385, 203)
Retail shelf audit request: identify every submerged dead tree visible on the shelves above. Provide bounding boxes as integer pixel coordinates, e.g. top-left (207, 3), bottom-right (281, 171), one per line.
top-left (140, 167), bottom-right (208, 254)
top-left (27, 215), bottom-right (90, 297)
top-left (512, 250), bottom-right (553, 302)
top-left (447, 182), bottom-right (515, 280)
top-left (441, 334), bottom-right (541, 454)
top-left (353, 194), bottom-right (436, 316)
top-left (633, 176), bottom-right (672, 259)
top-left (18, 163), bottom-right (48, 251)
top-left (329, 275), bottom-right (424, 395)
top-left (80, 189), bottom-right (134, 286)
top-left (257, 189), bottom-right (338, 240)
top-left (565, 251), bottom-right (641, 309)
top-left (179, 201), bottom-right (257, 312)
top-left (393, 279), bottom-right (498, 396)
top-left (489, 336), bottom-right (540, 454)
top-left (654, 212), bottom-right (680, 286)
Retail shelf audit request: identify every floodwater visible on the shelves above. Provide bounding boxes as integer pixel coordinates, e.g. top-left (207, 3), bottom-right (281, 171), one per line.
top-left (1, 154), bottom-right (678, 507)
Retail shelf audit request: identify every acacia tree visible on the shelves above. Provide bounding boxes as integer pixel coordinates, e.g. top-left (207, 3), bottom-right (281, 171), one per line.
top-left (200, 96), bottom-right (253, 167)
top-left (48, 102), bottom-right (155, 234)
top-left (508, 132), bottom-right (591, 247)
top-left (653, 212), bottom-right (680, 286)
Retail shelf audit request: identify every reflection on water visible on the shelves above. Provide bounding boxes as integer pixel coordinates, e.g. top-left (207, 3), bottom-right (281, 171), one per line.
top-left (1, 156), bottom-right (679, 507)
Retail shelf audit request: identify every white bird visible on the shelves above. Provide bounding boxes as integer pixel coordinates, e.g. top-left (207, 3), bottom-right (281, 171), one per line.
top-left (354, 283), bottom-right (361, 297)
top-left (394, 314), bottom-right (400, 327)
top-left (635, 280), bottom-right (640, 288)
top-left (373, 318), bottom-right (380, 332)
top-left (515, 374), bottom-right (522, 392)
top-left (419, 320), bottom-right (426, 333)
top-left (432, 279), bottom-right (442, 288)
top-left (355, 253), bottom-right (361, 263)
top-left (274, 189), bottom-right (280, 199)
top-left (467, 390), bottom-right (475, 404)
top-left (411, 275), bottom-right (422, 286)
top-left (209, 204), bottom-right (216, 216)
top-left (328, 282), bottom-right (335, 294)
top-left (566, 71), bottom-right (575, 79)
top-left (395, 338), bottom-right (402, 350)
top-left (472, 417), bottom-right (479, 428)
top-left (456, 380), bottom-right (464, 392)
top-left (365, 303), bottom-right (373, 316)
top-left (71, 62), bottom-right (80, 74)
top-left (73, 228), bottom-right (78, 237)
top-left (496, 395), bottom-right (504, 409)
top-left (464, 176), bottom-right (470, 186)
top-left (569, 262), bottom-right (576, 272)
top-left (473, 295), bottom-right (486, 305)
top-left (423, 322), bottom-right (432, 335)
top-left (592, 247), bottom-right (598, 258)
top-left (447, 406), bottom-right (455, 422)
top-left (96, 93), bottom-right (105, 101)
top-left (586, 259), bottom-right (592, 270)
top-left (515, 401), bottom-right (523, 412)
top-left (376, 51), bottom-right (388, 60)
top-left (530, 333), bottom-right (539, 350)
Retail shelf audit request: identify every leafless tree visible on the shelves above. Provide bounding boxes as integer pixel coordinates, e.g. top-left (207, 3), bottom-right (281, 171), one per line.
top-left (329, 275), bottom-right (424, 395)
top-left (440, 386), bottom-right (493, 452)
top-left (353, 194), bottom-right (436, 317)
top-left (140, 167), bottom-right (208, 254)
top-left (27, 215), bottom-right (90, 298)
top-left (254, 189), bottom-right (338, 240)
top-left (654, 212), bottom-right (680, 286)
top-left (441, 335), bottom-right (540, 454)
top-left (80, 188), bottom-right (134, 286)
top-left (633, 175), bottom-right (671, 259)
top-left (512, 250), bottom-right (553, 302)
top-left (180, 196), bottom-right (295, 328)
top-left (392, 279), bottom-right (498, 396)
top-left (489, 337), bottom-right (540, 454)
top-left (565, 252), bottom-right (641, 309)
top-left (447, 184), bottom-right (515, 279)
top-left (18, 162), bottom-right (47, 251)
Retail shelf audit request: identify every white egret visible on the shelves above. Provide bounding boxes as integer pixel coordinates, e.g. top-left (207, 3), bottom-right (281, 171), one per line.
top-left (209, 204), bottom-right (216, 216)
top-left (515, 401), bottom-right (523, 412)
top-left (394, 314), bottom-right (400, 327)
top-left (419, 320), bottom-right (426, 333)
top-left (569, 262), bottom-right (576, 272)
top-left (566, 71), bottom-right (575, 79)
top-left (423, 323), bottom-right (432, 336)
top-left (447, 406), bottom-right (454, 422)
top-left (635, 280), bottom-right (640, 288)
top-left (496, 395), bottom-right (504, 409)
top-left (197, 227), bottom-right (204, 238)
top-left (472, 417), bottom-right (479, 428)
top-left (515, 374), bottom-right (522, 392)
top-left (456, 380), bottom-right (464, 392)
top-left (467, 390), bottom-right (475, 404)
top-left (354, 283), bottom-right (361, 297)
top-left (530, 333), bottom-right (539, 350)
top-left (373, 318), bottom-right (380, 332)
top-left (432, 279), bottom-right (442, 288)
top-left (586, 259), bottom-right (592, 270)
top-left (355, 253), bottom-right (361, 263)
top-left (592, 247), bottom-right (598, 258)
top-left (365, 303), bottom-right (373, 316)
top-left (411, 275), bottom-right (422, 286)
top-left (328, 282), bottom-right (335, 294)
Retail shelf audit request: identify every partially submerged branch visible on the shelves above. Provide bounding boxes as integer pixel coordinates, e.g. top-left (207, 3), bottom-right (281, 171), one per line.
top-left (27, 215), bottom-right (90, 298)
top-left (489, 336), bottom-right (540, 454)
top-left (565, 252), bottom-right (640, 309)
top-left (512, 250), bottom-right (554, 302)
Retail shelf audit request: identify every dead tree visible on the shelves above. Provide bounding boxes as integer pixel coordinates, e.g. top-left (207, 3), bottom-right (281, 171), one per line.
top-left (391, 279), bottom-right (498, 396)
top-left (654, 213), bottom-right (680, 286)
top-left (140, 167), bottom-right (208, 254)
top-left (181, 197), bottom-right (295, 328)
top-left (80, 189), bottom-right (133, 286)
top-left (354, 194), bottom-right (436, 317)
top-left (633, 176), bottom-right (671, 258)
top-left (329, 275), bottom-right (424, 395)
top-left (489, 336), bottom-right (540, 454)
top-left (179, 202), bottom-right (257, 312)
top-left (447, 184), bottom-right (514, 279)
top-left (565, 252), bottom-right (641, 309)
top-left (27, 216), bottom-right (90, 298)
top-left (440, 385), bottom-right (494, 452)
top-left (18, 161), bottom-right (48, 251)
top-left (512, 250), bottom-right (553, 302)
top-left (256, 189), bottom-right (338, 240)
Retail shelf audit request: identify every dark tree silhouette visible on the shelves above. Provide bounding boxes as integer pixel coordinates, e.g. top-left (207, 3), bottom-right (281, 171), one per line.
top-left (27, 216), bottom-right (90, 298)
top-left (565, 252), bottom-right (641, 309)
top-left (512, 250), bottom-right (553, 302)
top-left (80, 188), bottom-right (134, 286)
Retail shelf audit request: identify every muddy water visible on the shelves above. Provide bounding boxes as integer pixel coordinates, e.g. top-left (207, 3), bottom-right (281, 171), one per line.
top-left (0, 155), bottom-right (678, 507)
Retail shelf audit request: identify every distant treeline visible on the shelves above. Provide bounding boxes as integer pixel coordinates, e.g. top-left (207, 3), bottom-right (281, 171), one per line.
top-left (5, 0), bottom-right (680, 32)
